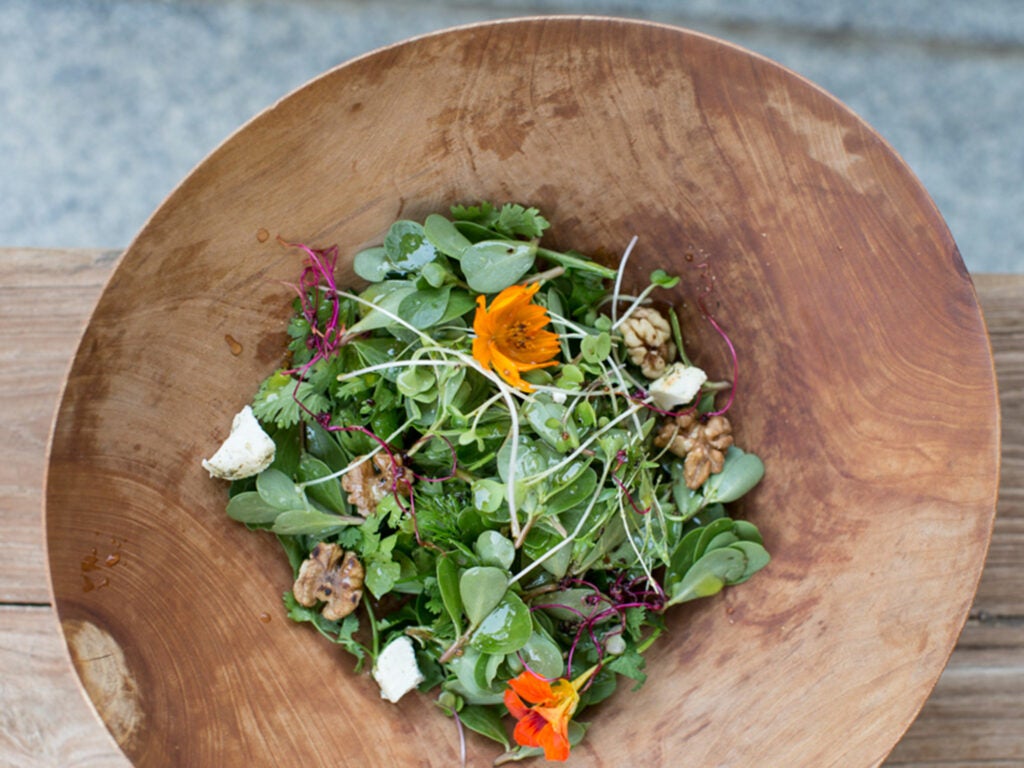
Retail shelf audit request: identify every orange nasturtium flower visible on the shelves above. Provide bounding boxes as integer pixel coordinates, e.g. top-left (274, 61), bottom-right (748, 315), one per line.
top-left (503, 667), bottom-right (597, 761)
top-left (472, 282), bottom-right (561, 392)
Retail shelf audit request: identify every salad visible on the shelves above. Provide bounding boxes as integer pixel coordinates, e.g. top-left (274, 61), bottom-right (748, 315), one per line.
top-left (202, 202), bottom-right (769, 763)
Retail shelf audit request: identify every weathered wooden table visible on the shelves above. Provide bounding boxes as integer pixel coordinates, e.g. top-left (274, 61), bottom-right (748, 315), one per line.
top-left (1, 249), bottom-right (1020, 767)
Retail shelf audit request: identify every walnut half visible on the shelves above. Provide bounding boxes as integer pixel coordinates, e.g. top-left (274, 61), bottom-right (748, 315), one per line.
top-left (654, 412), bottom-right (734, 490)
top-left (620, 307), bottom-right (677, 379)
top-left (341, 453), bottom-right (411, 517)
top-left (293, 543), bottom-right (364, 621)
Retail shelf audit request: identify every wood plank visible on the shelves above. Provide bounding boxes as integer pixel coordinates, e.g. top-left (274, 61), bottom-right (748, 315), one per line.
top-left (886, 621), bottom-right (1024, 765)
top-left (0, 249), bottom-right (118, 603)
top-left (885, 273), bottom-right (1024, 767)
top-left (0, 256), bottom-right (1020, 766)
top-left (970, 274), bottom-right (1024, 619)
top-left (0, 605), bottom-right (129, 767)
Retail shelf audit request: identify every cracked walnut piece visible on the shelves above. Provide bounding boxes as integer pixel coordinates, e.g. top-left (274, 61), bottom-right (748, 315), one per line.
top-left (620, 307), bottom-right (677, 379)
top-left (341, 453), bottom-right (411, 516)
top-left (293, 543), bottom-right (365, 621)
top-left (654, 413), bottom-right (734, 490)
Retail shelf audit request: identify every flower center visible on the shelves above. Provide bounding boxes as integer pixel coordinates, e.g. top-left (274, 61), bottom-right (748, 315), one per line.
top-left (505, 321), bottom-right (533, 351)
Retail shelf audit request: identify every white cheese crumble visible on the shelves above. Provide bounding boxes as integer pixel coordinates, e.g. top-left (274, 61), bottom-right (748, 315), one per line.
top-left (372, 636), bottom-right (425, 703)
top-left (648, 362), bottom-right (707, 411)
top-left (201, 405), bottom-right (276, 481)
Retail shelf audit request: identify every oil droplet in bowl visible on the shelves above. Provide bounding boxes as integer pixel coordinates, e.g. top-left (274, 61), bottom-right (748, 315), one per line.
top-left (256, 228), bottom-right (270, 243)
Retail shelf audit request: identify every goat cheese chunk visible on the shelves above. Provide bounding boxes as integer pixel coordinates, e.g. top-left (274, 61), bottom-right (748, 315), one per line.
top-left (201, 405), bottom-right (276, 481)
top-left (649, 363), bottom-right (707, 411)
top-left (372, 636), bottom-right (425, 703)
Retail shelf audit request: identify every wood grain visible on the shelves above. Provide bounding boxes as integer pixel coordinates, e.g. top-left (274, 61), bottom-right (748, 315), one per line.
top-left (0, 260), bottom-right (1019, 766)
top-left (1, 18), bottom-right (1015, 768)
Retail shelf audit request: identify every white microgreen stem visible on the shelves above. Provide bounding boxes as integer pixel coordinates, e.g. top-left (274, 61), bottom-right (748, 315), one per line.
top-left (508, 460), bottom-right (613, 586)
top-left (535, 247), bottom-right (618, 279)
top-left (332, 352), bottom-right (526, 538)
top-left (607, 348), bottom-right (645, 436)
top-left (614, 466), bottom-right (659, 588)
top-left (298, 418), bottom-right (414, 489)
top-left (520, 402), bottom-right (644, 490)
top-left (466, 391), bottom-right (505, 433)
top-left (334, 289), bottom-right (435, 346)
top-left (518, 265), bottom-right (565, 284)
top-left (609, 235), bottom-right (639, 329)
top-left (611, 282), bottom-right (659, 332)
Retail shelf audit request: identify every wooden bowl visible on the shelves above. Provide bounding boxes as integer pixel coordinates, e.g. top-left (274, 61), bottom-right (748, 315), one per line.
top-left (45, 16), bottom-right (999, 767)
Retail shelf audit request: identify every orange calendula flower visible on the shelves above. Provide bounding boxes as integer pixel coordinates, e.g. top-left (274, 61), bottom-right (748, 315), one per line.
top-left (472, 282), bottom-right (561, 392)
top-left (503, 667), bottom-right (597, 761)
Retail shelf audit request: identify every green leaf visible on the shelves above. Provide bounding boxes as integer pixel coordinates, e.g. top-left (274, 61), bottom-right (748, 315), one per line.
top-left (513, 630), bottom-right (565, 680)
top-left (297, 454), bottom-right (346, 513)
top-left (396, 366), bottom-right (436, 399)
top-left (732, 519), bottom-right (764, 544)
top-left (437, 555), bottom-right (464, 633)
top-left (606, 645), bottom-right (648, 689)
top-left (474, 531), bottom-right (515, 571)
top-left (456, 705), bottom-right (510, 749)
top-left (729, 540), bottom-right (771, 583)
top-left (383, 220), bottom-right (438, 274)
top-left (252, 372), bottom-right (330, 429)
top-left (494, 203), bottom-right (549, 239)
top-left (365, 559), bottom-right (402, 599)
top-left (257, 468), bottom-right (305, 510)
top-left (271, 508), bottom-right (351, 536)
top-left (666, 547), bottom-right (747, 606)
top-left (650, 268), bottom-right (680, 288)
top-left (420, 261), bottom-right (449, 288)
top-left (225, 491), bottom-right (282, 524)
top-left (703, 447), bottom-right (765, 504)
top-left (268, 423), bottom-right (302, 476)
top-left (352, 246), bottom-right (392, 282)
top-left (545, 467), bottom-right (597, 515)
top-left (580, 332), bottom-right (612, 363)
top-left (424, 213), bottom-right (472, 259)
top-left (471, 478), bottom-right (505, 513)
top-left (398, 285), bottom-right (451, 329)
top-left (450, 201), bottom-right (496, 224)
top-left (447, 648), bottom-right (505, 704)
top-left (461, 240), bottom-right (536, 293)
top-left (346, 280), bottom-right (417, 335)
top-left (437, 289), bottom-right (477, 324)
top-left (470, 593), bottom-right (532, 654)
top-left (451, 202), bottom-right (549, 240)
top-left (523, 395), bottom-right (577, 450)
top-left (460, 566), bottom-right (508, 625)
top-left (694, 517), bottom-right (740, 560)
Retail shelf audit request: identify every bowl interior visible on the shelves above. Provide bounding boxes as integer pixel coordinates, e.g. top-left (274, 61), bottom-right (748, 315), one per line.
top-left (46, 17), bottom-right (998, 767)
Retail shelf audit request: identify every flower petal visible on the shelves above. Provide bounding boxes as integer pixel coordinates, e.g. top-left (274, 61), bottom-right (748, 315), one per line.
top-left (534, 718), bottom-right (572, 762)
top-left (513, 709), bottom-right (571, 762)
top-left (507, 670), bottom-right (556, 705)
top-left (471, 333), bottom-right (492, 369)
top-left (503, 688), bottom-right (532, 720)
top-left (489, 344), bottom-right (536, 391)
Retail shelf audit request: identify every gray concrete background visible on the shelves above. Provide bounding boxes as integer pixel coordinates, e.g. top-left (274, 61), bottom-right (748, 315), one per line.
top-left (3, 0), bottom-right (1022, 272)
